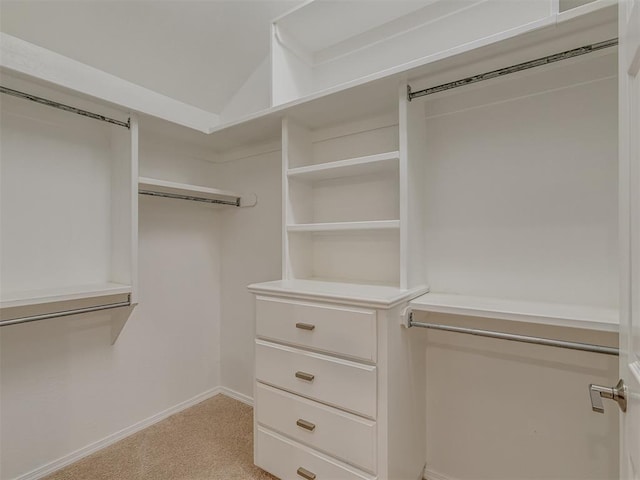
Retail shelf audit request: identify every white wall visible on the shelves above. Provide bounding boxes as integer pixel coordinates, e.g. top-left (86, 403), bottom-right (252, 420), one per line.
top-left (0, 130), bottom-right (223, 480)
top-left (422, 316), bottom-right (619, 480)
top-left (220, 56), bottom-right (272, 123)
top-left (218, 149), bottom-right (282, 399)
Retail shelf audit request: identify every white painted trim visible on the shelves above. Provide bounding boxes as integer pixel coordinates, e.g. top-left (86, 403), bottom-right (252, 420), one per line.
top-left (273, 24), bottom-right (314, 66)
top-left (219, 386), bottom-right (254, 406)
top-left (12, 387), bottom-right (223, 480)
top-left (249, 280), bottom-right (429, 310)
top-left (0, 33), bottom-right (219, 133)
top-left (556, 0), bottom-right (617, 23)
top-left (424, 467), bottom-right (457, 480)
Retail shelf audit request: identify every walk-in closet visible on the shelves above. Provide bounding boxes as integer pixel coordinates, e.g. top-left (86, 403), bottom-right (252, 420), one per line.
top-left (1, 1), bottom-right (638, 480)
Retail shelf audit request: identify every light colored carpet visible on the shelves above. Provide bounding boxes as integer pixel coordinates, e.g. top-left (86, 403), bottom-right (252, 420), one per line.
top-left (43, 394), bottom-right (277, 480)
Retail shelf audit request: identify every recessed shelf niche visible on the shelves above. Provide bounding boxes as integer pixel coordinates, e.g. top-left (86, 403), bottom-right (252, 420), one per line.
top-left (0, 75), bottom-right (137, 332)
top-left (408, 39), bottom-right (619, 318)
top-left (283, 114), bottom-right (402, 286)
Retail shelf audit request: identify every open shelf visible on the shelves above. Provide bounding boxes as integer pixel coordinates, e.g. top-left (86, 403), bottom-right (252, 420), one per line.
top-left (283, 115), bottom-right (402, 287)
top-left (138, 177), bottom-right (256, 207)
top-left (409, 293), bottom-right (618, 332)
top-left (1, 283), bottom-right (132, 310)
top-left (1, 75), bottom-right (138, 338)
top-left (271, 0), bottom-right (557, 105)
top-left (287, 151), bottom-right (399, 181)
top-left (287, 220), bottom-right (399, 233)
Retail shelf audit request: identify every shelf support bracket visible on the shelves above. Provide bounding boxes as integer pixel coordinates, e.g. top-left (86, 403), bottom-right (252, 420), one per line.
top-left (110, 302), bottom-right (136, 344)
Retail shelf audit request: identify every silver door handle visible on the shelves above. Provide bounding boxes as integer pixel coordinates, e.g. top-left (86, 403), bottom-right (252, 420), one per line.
top-left (589, 379), bottom-right (627, 413)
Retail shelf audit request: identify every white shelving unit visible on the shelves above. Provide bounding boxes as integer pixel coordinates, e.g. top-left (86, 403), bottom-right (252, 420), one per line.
top-left (138, 177), bottom-right (257, 207)
top-left (282, 114), bottom-right (405, 286)
top-left (250, 1), bottom-right (625, 478)
top-left (410, 293), bottom-right (619, 333)
top-left (402, 5), bottom-right (619, 332)
top-left (271, 0), bottom-right (556, 106)
top-left (0, 73), bottom-right (138, 339)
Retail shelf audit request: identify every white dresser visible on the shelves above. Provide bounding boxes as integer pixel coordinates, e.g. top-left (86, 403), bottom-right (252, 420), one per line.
top-left (249, 280), bottom-right (428, 480)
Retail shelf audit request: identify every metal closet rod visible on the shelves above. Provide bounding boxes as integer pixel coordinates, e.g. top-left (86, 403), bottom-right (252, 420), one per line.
top-left (0, 300), bottom-right (132, 327)
top-left (409, 315), bottom-right (619, 356)
top-left (0, 86), bottom-right (130, 129)
top-left (138, 190), bottom-right (241, 207)
top-left (407, 38), bottom-right (619, 101)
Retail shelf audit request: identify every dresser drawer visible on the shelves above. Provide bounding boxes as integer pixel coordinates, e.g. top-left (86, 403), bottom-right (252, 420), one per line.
top-left (256, 296), bottom-right (377, 362)
top-left (256, 383), bottom-right (376, 473)
top-left (256, 427), bottom-right (373, 480)
top-left (255, 340), bottom-right (377, 419)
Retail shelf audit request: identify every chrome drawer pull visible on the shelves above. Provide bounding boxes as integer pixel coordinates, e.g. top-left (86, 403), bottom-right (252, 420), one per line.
top-left (296, 419), bottom-right (316, 431)
top-left (296, 322), bottom-right (315, 331)
top-left (295, 371), bottom-right (315, 382)
top-left (297, 467), bottom-right (316, 480)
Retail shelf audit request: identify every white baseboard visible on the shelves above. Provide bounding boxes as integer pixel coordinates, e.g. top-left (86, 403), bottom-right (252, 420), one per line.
top-left (424, 467), bottom-right (457, 480)
top-left (13, 387), bottom-right (223, 480)
top-left (219, 386), bottom-right (254, 406)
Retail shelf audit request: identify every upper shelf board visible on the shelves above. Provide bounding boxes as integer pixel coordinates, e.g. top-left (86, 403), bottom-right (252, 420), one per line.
top-left (0, 282), bottom-right (131, 309)
top-left (138, 177), bottom-right (257, 207)
top-left (287, 151), bottom-right (400, 181)
top-left (273, 0), bottom-right (435, 54)
top-left (409, 292), bottom-right (619, 332)
top-left (0, 33), bottom-right (219, 133)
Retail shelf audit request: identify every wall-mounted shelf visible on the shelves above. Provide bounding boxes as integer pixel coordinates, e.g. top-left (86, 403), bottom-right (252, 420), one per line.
top-left (271, 0), bottom-right (557, 105)
top-left (1, 76), bottom-right (138, 342)
top-left (0, 33), bottom-right (219, 133)
top-left (138, 177), bottom-right (257, 207)
top-left (287, 151), bottom-right (399, 181)
top-left (1, 283), bottom-right (133, 344)
top-left (287, 220), bottom-right (400, 233)
top-left (409, 293), bottom-right (619, 332)
top-left (1, 283), bottom-right (131, 310)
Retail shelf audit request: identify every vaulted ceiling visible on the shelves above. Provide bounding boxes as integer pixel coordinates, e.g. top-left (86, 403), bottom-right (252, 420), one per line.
top-left (0, 0), bottom-right (302, 113)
